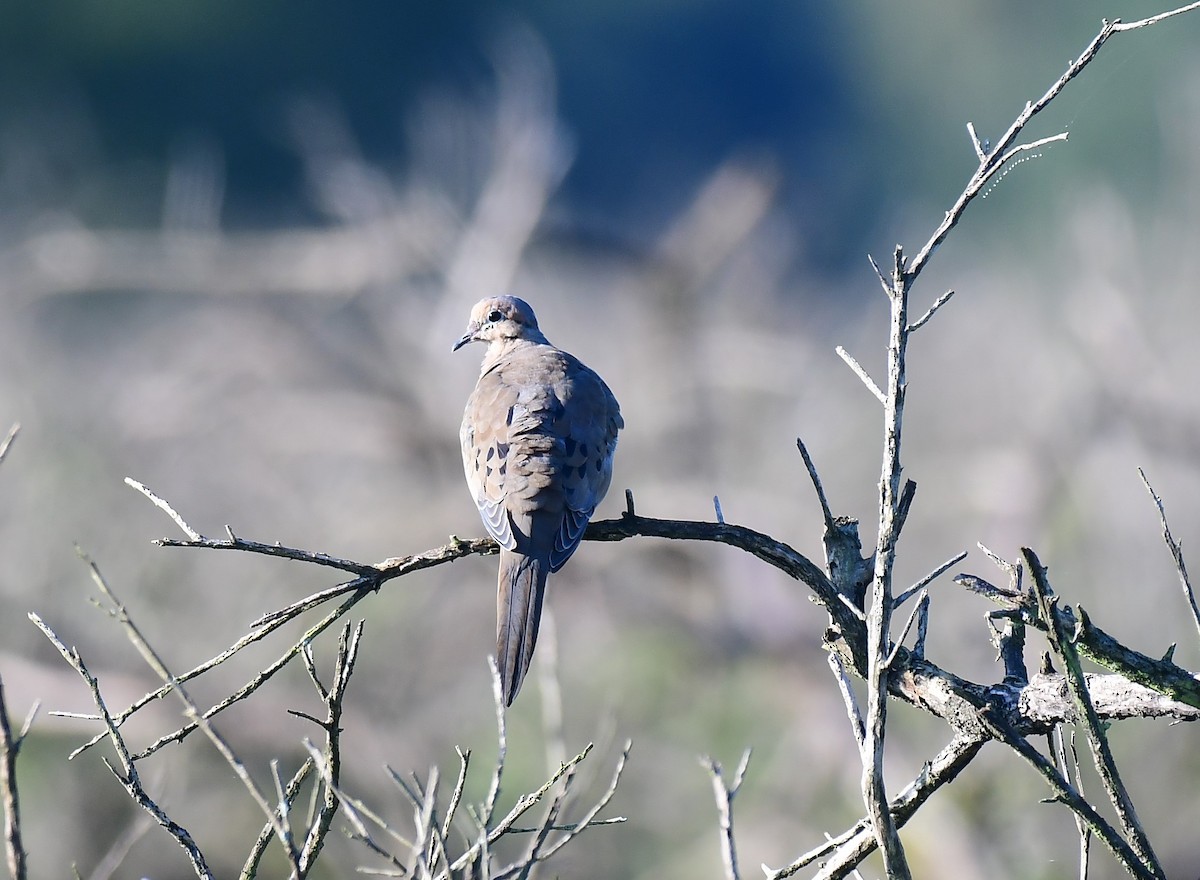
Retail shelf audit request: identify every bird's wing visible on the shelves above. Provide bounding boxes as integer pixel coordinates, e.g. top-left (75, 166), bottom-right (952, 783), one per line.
top-left (548, 355), bottom-right (623, 572)
top-left (461, 364), bottom-right (521, 551)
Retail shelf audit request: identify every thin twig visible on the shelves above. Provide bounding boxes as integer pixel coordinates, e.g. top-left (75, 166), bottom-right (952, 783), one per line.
top-left (867, 253), bottom-right (893, 297)
top-left (907, 7), bottom-right (1200, 282)
top-left (827, 651), bottom-right (865, 753)
top-left (835, 346), bottom-right (885, 404)
top-left (765, 734), bottom-right (985, 879)
top-left (536, 739), bottom-right (631, 861)
top-left (966, 122), bottom-right (988, 162)
top-left (407, 765), bottom-right (440, 879)
top-left (701, 750), bottom-right (751, 880)
top-left (0, 424), bottom-right (19, 467)
top-left (1051, 727), bottom-right (1091, 880)
top-left (796, 437), bottom-right (835, 530)
top-left (442, 747), bottom-right (471, 842)
top-left (977, 704), bottom-right (1153, 880)
top-left (125, 478), bottom-right (203, 541)
top-left (895, 550), bottom-right (966, 608)
top-left (505, 755), bottom-right (578, 880)
top-left (440, 744), bottom-right (595, 879)
top-left (906, 288), bottom-right (956, 332)
top-left (884, 591), bottom-right (928, 668)
top-left (988, 133), bottom-right (1069, 182)
top-left (29, 614), bottom-right (214, 878)
top-left (77, 550), bottom-right (303, 874)
top-left (131, 587), bottom-right (373, 760)
top-left (1138, 468), bottom-right (1200, 643)
top-left (0, 674), bottom-right (34, 880)
top-left (482, 656), bottom-right (508, 829)
top-left (300, 741), bottom-right (409, 874)
top-left (69, 579), bottom-right (374, 760)
top-left (241, 760), bottom-right (315, 880)
top-left (1114, 1), bottom-right (1200, 30)
top-left (299, 620), bottom-right (364, 873)
top-left (979, 542), bottom-right (1023, 593)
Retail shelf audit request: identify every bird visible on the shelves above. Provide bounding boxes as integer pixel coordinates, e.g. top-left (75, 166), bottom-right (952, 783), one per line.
top-left (454, 295), bottom-right (623, 706)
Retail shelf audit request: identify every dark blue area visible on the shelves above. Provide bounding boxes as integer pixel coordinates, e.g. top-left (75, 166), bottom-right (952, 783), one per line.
top-left (0, 3), bottom-right (867, 267)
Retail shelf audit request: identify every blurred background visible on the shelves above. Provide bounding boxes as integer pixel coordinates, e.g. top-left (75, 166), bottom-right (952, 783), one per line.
top-left (2, 2), bottom-right (1200, 878)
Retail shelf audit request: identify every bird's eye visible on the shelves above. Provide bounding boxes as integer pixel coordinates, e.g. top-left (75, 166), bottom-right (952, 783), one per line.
top-left (487, 309), bottom-right (504, 323)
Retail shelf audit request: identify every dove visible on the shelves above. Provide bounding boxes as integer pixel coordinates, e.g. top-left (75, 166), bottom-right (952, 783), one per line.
top-left (454, 296), bottom-right (622, 706)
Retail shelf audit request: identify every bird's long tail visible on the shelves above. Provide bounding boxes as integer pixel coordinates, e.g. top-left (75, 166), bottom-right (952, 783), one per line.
top-left (496, 549), bottom-right (549, 706)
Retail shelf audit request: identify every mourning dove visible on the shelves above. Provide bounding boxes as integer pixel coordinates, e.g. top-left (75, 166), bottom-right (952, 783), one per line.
top-left (454, 296), bottom-right (623, 706)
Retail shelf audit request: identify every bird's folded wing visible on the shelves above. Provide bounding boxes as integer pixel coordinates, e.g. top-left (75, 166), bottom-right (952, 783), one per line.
top-left (549, 364), bottom-right (623, 571)
top-left (461, 371), bottom-right (520, 551)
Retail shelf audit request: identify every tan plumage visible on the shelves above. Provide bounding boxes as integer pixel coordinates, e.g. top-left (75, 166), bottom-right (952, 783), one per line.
top-left (454, 296), bottom-right (622, 706)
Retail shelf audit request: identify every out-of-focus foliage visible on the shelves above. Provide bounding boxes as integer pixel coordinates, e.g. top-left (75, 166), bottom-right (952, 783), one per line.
top-left (1, 4), bottom-right (1199, 879)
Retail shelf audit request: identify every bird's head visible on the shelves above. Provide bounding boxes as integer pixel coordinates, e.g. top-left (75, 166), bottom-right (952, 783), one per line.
top-left (453, 296), bottom-right (548, 352)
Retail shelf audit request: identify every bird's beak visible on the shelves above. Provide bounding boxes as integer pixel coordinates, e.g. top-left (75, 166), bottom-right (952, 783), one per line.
top-left (452, 322), bottom-right (480, 352)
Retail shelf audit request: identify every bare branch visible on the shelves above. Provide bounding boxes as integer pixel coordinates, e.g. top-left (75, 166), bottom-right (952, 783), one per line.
top-left (28, 614), bottom-right (213, 878)
top-left (701, 750), bottom-right (751, 880)
top-left (867, 253), bottom-right (893, 296)
top-left (895, 550), bottom-right (966, 607)
top-left (766, 734), bottom-right (985, 879)
top-left (300, 741), bottom-right (410, 875)
top-left (966, 122), bottom-right (988, 162)
top-left (906, 288), bottom-right (956, 332)
top-left (835, 345), bottom-right (885, 404)
top-left (537, 739), bottom-right (631, 861)
top-left (482, 656), bottom-right (508, 829)
top-left (125, 478), bottom-right (202, 541)
top-left (241, 759), bottom-right (315, 880)
top-left (796, 437), bottom-right (835, 530)
top-left (1051, 727), bottom-right (1092, 880)
top-left (299, 621), bottom-right (364, 873)
top-left (986, 132), bottom-right (1069, 185)
top-left (977, 704), bottom-right (1154, 880)
top-left (441, 743), bottom-right (593, 878)
top-left (956, 564), bottom-right (1200, 710)
top-left (1114, 1), bottom-right (1200, 30)
top-left (0, 424), bottom-right (18, 468)
top-left (77, 549), bottom-right (304, 874)
top-left (1138, 468), bottom-right (1200, 643)
top-left (0, 674), bottom-right (33, 880)
top-left (907, 6), bottom-right (1200, 283)
top-left (885, 590), bottom-right (928, 669)
top-left (859, 242), bottom-right (913, 878)
top-left (130, 587), bottom-right (373, 760)
top-left (1024, 548), bottom-right (1164, 878)
top-left (827, 652), bottom-right (865, 753)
